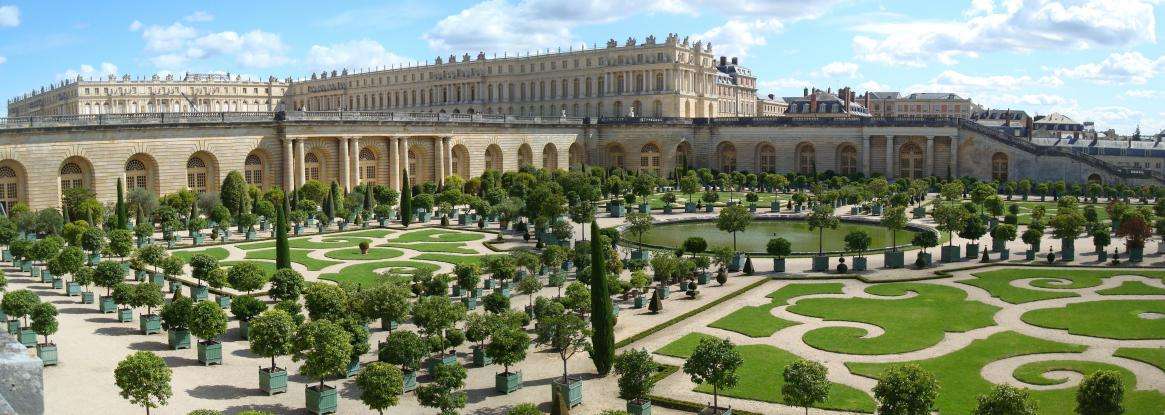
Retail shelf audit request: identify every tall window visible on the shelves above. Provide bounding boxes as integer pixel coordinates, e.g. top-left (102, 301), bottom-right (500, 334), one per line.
top-left (60, 162), bottom-right (84, 190)
top-left (640, 143), bottom-right (661, 176)
top-left (0, 166), bottom-right (18, 210)
top-left (244, 154), bottom-right (264, 187)
top-left (125, 159), bottom-right (148, 191)
top-left (542, 145), bottom-right (558, 170)
top-left (838, 145), bottom-right (858, 176)
top-left (718, 143), bottom-right (737, 172)
top-left (898, 143), bottom-right (924, 179)
top-left (407, 149), bottom-right (419, 185)
top-left (796, 144), bottom-right (816, 175)
top-left (518, 145), bottom-right (533, 167)
top-left (758, 144), bottom-right (776, 172)
top-left (991, 153), bottom-right (1009, 181)
top-left (359, 148), bottom-right (377, 184)
top-left (186, 156), bottom-right (209, 193)
top-left (608, 145), bottom-right (625, 169)
top-left (452, 146), bottom-right (469, 178)
top-left (485, 145), bottom-right (503, 171)
top-left (304, 153), bottom-right (321, 181)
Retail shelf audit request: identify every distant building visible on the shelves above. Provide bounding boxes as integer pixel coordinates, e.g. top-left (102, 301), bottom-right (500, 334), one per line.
top-left (971, 109), bottom-right (1031, 138)
top-left (714, 56), bottom-right (758, 117)
top-left (858, 91), bottom-right (978, 118)
top-left (1033, 113), bottom-right (1087, 139)
top-left (7, 73), bottom-right (289, 117)
top-left (756, 94), bottom-right (787, 117)
top-left (784, 87), bottom-right (870, 118)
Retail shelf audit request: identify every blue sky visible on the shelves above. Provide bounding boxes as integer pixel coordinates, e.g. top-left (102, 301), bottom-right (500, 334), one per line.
top-left (0, 0), bottom-right (1162, 134)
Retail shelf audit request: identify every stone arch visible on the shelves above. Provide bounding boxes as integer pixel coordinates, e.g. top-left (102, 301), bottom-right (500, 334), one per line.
top-left (518, 143), bottom-right (534, 168)
top-left (359, 147), bottom-right (380, 185)
top-left (186, 151), bottom-right (220, 193)
top-left (795, 142), bottom-right (816, 175)
top-left (991, 152), bottom-right (1009, 182)
top-left (639, 142), bottom-right (662, 176)
top-left (606, 143), bottom-right (626, 169)
top-left (303, 148), bottom-right (329, 184)
top-left (243, 149), bottom-right (272, 189)
top-left (125, 153), bottom-right (160, 195)
top-left (756, 143), bottom-right (776, 173)
top-left (568, 142), bottom-right (585, 169)
top-left (675, 142), bottom-right (692, 169)
top-left (1087, 173), bottom-right (1102, 184)
top-left (451, 144), bottom-right (470, 179)
top-left (484, 144), bottom-right (504, 172)
top-left (836, 144), bottom-right (858, 176)
top-left (542, 143), bottom-right (559, 171)
top-left (717, 141), bottom-right (737, 172)
top-left (59, 156), bottom-right (95, 194)
top-left (408, 145), bottom-right (428, 185)
top-left (0, 160), bottom-right (28, 212)
top-left (898, 142), bottom-right (924, 179)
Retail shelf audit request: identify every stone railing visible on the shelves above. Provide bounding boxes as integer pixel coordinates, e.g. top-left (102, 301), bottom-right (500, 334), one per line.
top-left (0, 111), bottom-right (585, 130)
top-left (0, 332), bottom-right (43, 414)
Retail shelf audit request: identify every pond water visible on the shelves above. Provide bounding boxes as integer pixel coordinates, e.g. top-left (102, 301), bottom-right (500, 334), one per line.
top-left (627, 219), bottom-right (923, 255)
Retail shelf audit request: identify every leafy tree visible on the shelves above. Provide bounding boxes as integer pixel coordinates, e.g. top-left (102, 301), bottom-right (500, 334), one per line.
top-left (782, 360), bottom-right (830, 415)
top-left (625, 211), bottom-right (653, 249)
top-left (247, 308), bottom-right (296, 370)
top-left (268, 268), bottom-right (304, 302)
top-left (189, 301), bottom-right (228, 344)
top-left (356, 362), bottom-right (404, 415)
top-left (81, 227), bottom-right (107, 256)
top-left (108, 229), bottom-right (135, 259)
top-left (226, 262), bottom-right (268, 294)
top-left (160, 293), bottom-right (193, 331)
top-left (683, 337), bottom-right (743, 413)
top-left (1075, 370), bottom-right (1123, 415)
top-left (590, 221), bottom-right (615, 376)
top-left (537, 303), bottom-right (591, 384)
top-left (872, 364), bottom-right (939, 415)
top-left (230, 295), bottom-right (267, 323)
top-left (47, 246), bottom-right (84, 281)
top-left (932, 203), bottom-right (968, 248)
top-left (807, 204), bottom-right (839, 255)
top-left (292, 319), bottom-right (353, 389)
top-left (411, 296), bottom-right (466, 352)
top-left (364, 283), bottom-right (411, 332)
top-left (716, 204), bottom-right (752, 252)
top-left (882, 206), bottom-right (908, 251)
top-left (613, 348), bottom-right (659, 405)
top-left (683, 237), bottom-right (708, 255)
top-left (132, 282), bottom-right (165, 315)
top-left (1021, 228), bottom-right (1043, 252)
top-left (486, 326), bottom-right (530, 375)
top-left (303, 282), bottom-right (349, 321)
top-left (379, 330), bottom-right (426, 373)
top-left (973, 384), bottom-right (1037, 415)
top-left (93, 260), bottom-right (127, 295)
top-left (482, 291), bottom-right (510, 314)
top-left (187, 254), bottom-right (219, 287)
top-left (30, 302), bottom-right (58, 344)
top-left (767, 238), bottom-right (792, 259)
top-left (417, 363), bottom-right (468, 415)
top-left (844, 230), bottom-right (871, 258)
top-left (114, 351), bottom-right (173, 415)
top-left (116, 178), bottom-right (128, 230)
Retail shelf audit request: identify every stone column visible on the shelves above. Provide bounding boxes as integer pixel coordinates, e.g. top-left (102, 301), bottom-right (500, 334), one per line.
top-left (443, 137), bottom-right (452, 179)
top-left (861, 136), bottom-right (871, 176)
top-left (338, 137), bottom-right (350, 192)
top-left (294, 139), bottom-right (306, 190)
top-left (949, 136), bottom-right (959, 178)
top-left (434, 137), bottom-right (445, 187)
top-left (925, 136), bottom-right (935, 177)
top-left (388, 137), bottom-right (400, 191)
top-left (283, 139), bottom-right (294, 191)
top-left (350, 137), bottom-right (361, 189)
top-left (885, 135), bottom-right (895, 179)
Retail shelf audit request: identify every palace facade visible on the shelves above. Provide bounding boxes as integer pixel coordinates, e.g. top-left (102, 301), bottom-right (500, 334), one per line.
top-left (7, 73), bottom-right (289, 117)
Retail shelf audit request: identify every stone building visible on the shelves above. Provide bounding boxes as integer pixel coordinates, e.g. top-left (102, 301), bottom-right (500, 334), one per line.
top-left (860, 92), bottom-right (978, 118)
top-left (6, 73), bottom-right (289, 117)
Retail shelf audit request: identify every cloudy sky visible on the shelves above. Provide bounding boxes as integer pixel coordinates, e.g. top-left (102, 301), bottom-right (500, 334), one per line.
top-left (0, 0), bottom-right (1162, 134)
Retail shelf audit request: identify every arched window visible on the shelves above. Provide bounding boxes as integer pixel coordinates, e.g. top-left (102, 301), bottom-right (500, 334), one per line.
top-left (304, 153), bottom-right (321, 181)
top-left (125, 159), bottom-right (149, 191)
top-left (0, 165), bottom-right (19, 210)
top-left (898, 143), bottom-right (924, 179)
top-left (991, 153), bottom-right (1009, 181)
top-left (452, 145), bottom-right (469, 178)
top-left (407, 149), bottom-right (419, 185)
top-left (244, 154), bottom-right (264, 187)
top-left (485, 145), bottom-right (503, 171)
top-left (838, 145), bottom-right (858, 176)
top-left (607, 144), bottom-right (625, 169)
top-left (359, 148), bottom-right (377, 184)
top-left (718, 142), bottom-right (737, 172)
top-left (542, 144), bottom-right (559, 170)
top-left (60, 162), bottom-right (84, 190)
top-left (518, 145), bottom-right (533, 167)
top-left (757, 144), bottom-right (776, 173)
top-left (186, 156), bottom-right (209, 193)
top-left (640, 143), bottom-right (661, 176)
top-left (796, 143), bottom-right (816, 175)
top-left (676, 142), bottom-right (692, 168)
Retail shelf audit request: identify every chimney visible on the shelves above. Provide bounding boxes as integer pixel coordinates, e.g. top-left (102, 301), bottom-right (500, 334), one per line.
top-left (809, 92), bottom-right (818, 114)
top-left (768, 94), bottom-right (775, 100)
top-left (803, 87), bottom-right (809, 97)
top-left (843, 88), bottom-right (851, 113)
top-left (731, 57), bottom-right (738, 65)
top-left (720, 56), bottom-right (727, 66)
top-left (864, 92), bottom-right (870, 111)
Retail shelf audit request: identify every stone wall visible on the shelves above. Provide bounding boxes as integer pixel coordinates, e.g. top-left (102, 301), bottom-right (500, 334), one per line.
top-left (0, 333), bottom-right (42, 415)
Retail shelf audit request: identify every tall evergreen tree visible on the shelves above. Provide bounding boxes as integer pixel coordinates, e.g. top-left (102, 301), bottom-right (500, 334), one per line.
top-left (400, 171), bottom-right (413, 227)
top-left (116, 178), bottom-right (128, 229)
top-left (189, 199), bottom-right (198, 229)
top-left (220, 171), bottom-right (249, 217)
top-left (275, 195), bottom-right (291, 270)
top-left (589, 220), bottom-right (614, 376)
top-left (364, 186), bottom-right (375, 212)
top-left (329, 181), bottom-right (342, 213)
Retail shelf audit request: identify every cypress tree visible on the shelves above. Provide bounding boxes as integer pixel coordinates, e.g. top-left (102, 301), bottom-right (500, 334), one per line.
top-left (400, 171), bottom-right (413, 227)
top-left (589, 220), bottom-right (614, 376)
top-left (135, 206), bottom-right (143, 228)
top-left (323, 193), bottom-right (334, 224)
top-left (63, 203), bottom-right (71, 223)
top-left (275, 195), bottom-right (291, 270)
top-left (364, 186), bottom-right (375, 212)
top-left (189, 199), bottom-right (199, 232)
top-left (116, 178), bottom-right (127, 229)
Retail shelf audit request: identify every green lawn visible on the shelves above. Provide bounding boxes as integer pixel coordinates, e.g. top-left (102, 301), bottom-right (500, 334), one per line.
top-left (243, 248), bottom-right (340, 271)
top-left (413, 253), bottom-right (504, 267)
top-left (220, 260), bottom-right (278, 275)
top-left (390, 228), bottom-right (484, 243)
top-left (788, 283), bottom-right (998, 355)
top-left (848, 331), bottom-right (1088, 415)
top-left (236, 236), bottom-right (372, 251)
top-left (171, 247), bottom-right (229, 262)
top-left (384, 242), bottom-right (478, 254)
top-left (708, 283), bottom-right (844, 337)
top-left (1098, 281), bottom-right (1165, 296)
top-left (960, 269), bottom-right (1165, 304)
top-left (337, 229), bottom-right (396, 238)
top-left (642, 191), bottom-right (790, 209)
top-left (1021, 300), bottom-right (1165, 340)
top-left (319, 260), bottom-right (439, 286)
top-left (1114, 348), bottom-right (1165, 373)
top-left (1009, 360), bottom-right (1165, 413)
top-left (324, 247), bottom-right (406, 260)
top-left (1009, 201), bottom-right (1116, 226)
top-left (655, 332), bottom-right (875, 413)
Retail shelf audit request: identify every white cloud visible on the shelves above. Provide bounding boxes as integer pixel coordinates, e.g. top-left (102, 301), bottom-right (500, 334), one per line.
top-left (903, 70), bottom-right (1075, 114)
top-left (139, 21), bottom-right (289, 69)
top-left (853, 0), bottom-right (1159, 67)
top-left (757, 78), bottom-right (812, 96)
top-left (0, 5), bottom-right (19, 27)
top-left (128, 20), bottom-right (142, 31)
top-left (57, 62), bottom-right (119, 80)
top-left (0, 55), bottom-right (6, 65)
top-left (651, 0), bottom-right (843, 20)
top-left (142, 22), bottom-right (197, 52)
top-left (183, 11), bottom-right (214, 22)
top-left (1124, 89), bottom-right (1162, 99)
top-left (818, 61), bottom-right (860, 78)
top-left (859, 80), bottom-right (890, 91)
top-left (690, 18), bottom-right (783, 58)
top-left (1052, 52), bottom-right (1165, 85)
top-left (307, 40), bottom-right (412, 71)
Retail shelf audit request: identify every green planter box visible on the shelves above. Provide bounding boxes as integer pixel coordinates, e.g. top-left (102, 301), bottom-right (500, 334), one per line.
top-left (495, 371), bottom-right (523, 394)
top-left (631, 250), bottom-right (650, 261)
top-left (345, 358), bottom-right (361, 378)
top-left (239, 320), bottom-right (250, 340)
top-left (259, 367), bottom-right (288, 395)
top-left (40, 270), bottom-right (53, 284)
top-left (427, 353), bottom-right (458, 373)
top-left (552, 378), bottom-right (583, 408)
top-left (461, 297), bottom-right (477, 311)
top-left (168, 329), bottom-right (191, 350)
top-left (999, 248), bottom-right (1011, 260)
top-left (19, 261), bottom-right (30, 272)
top-left (381, 319), bottom-right (398, 331)
top-left (402, 370), bottom-right (418, 392)
top-left (992, 239), bottom-right (1007, 253)
top-left (5, 320), bottom-right (20, 335)
top-left (811, 255), bottom-right (829, 272)
top-left (729, 253), bottom-right (743, 272)
top-left (473, 346), bottom-right (492, 367)
top-left (633, 295), bottom-right (645, 309)
top-left (19, 329), bottom-right (36, 347)
top-left (628, 399), bottom-right (653, 415)
top-left (81, 291), bottom-right (94, 304)
top-left (916, 252), bottom-right (933, 267)
top-left (191, 285), bottom-right (209, 301)
top-left (1061, 239), bottom-right (1076, 261)
top-left (852, 257), bottom-right (868, 271)
top-left (216, 295), bottom-right (232, 309)
top-left (151, 273), bottom-right (165, 286)
top-left (638, 203), bottom-right (650, 213)
top-left (697, 272), bottom-right (709, 284)
top-left (66, 282), bottom-right (81, 296)
top-left (117, 308), bottom-right (134, 323)
top-left (884, 251), bottom-right (904, 269)
top-left (51, 277), bottom-right (63, 289)
top-left (1, 249), bottom-right (9, 261)
top-left (36, 343), bottom-right (57, 366)
top-left (99, 296), bottom-right (116, 313)
top-left (965, 244), bottom-right (980, 259)
top-left (699, 406), bottom-right (732, 415)
top-left (940, 245), bottom-right (961, 263)
top-left (139, 314), bottom-right (162, 335)
top-left (305, 384), bottom-right (338, 415)
top-left (1129, 247), bottom-right (1144, 262)
top-left (662, 206), bottom-right (673, 214)
top-left (1026, 249), bottom-right (1037, 261)
top-left (198, 340), bottom-right (223, 365)
top-left (912, 206), bottom-right (927, 219)
top-left (169, 280), bottom-right (182, 294)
